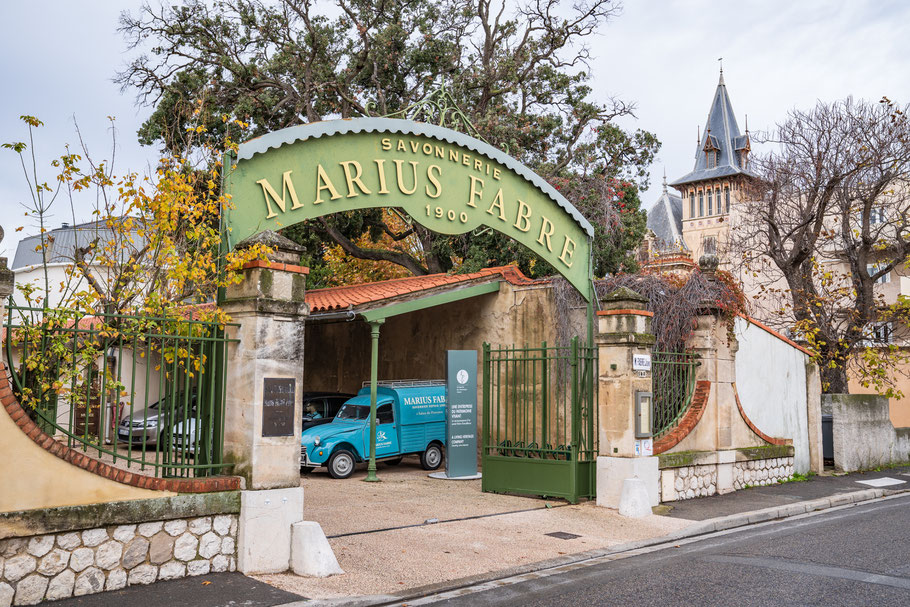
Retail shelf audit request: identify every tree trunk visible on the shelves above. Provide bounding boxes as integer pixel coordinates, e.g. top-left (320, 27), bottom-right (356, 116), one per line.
top-left (821, 365), bottom-right (850, 395)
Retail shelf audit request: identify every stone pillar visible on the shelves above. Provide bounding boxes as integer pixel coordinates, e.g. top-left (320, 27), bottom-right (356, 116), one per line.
top-left (805, 361), bottom-right (824, 473)
top-left (220, 231), bottom-right (309, 574)
top-left (595, 288), bottom-right (659, 509)
top-left (687, 256), bottom-right (739, 494)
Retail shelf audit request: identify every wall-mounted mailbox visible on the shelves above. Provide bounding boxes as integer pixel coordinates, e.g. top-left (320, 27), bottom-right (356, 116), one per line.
top-left (635, 390), bottom-right (653, 438)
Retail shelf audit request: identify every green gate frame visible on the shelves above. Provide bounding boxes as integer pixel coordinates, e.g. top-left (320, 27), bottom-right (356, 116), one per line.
top-left (481, 338), bottom-right (597, 503)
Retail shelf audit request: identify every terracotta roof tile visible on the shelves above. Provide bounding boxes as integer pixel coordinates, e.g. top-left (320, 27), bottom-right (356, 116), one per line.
top-left (306, 266), bottom-right (540, 313)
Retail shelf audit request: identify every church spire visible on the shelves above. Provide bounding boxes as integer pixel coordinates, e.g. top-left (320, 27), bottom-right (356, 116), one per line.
top-left (718, 57), bottom-right (724, 85)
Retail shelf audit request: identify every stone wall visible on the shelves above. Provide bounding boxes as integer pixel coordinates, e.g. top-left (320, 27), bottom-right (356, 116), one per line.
top-left (732, 457), bottom-right (795, 490)
top-left (0, 514), bottom-right (238, 606)
top-left (665, 464), bottom-right (718, 500)
top-left (658, 447), bottom-right (795, 502)
top-left (823, 394), bottom-right (910, 471)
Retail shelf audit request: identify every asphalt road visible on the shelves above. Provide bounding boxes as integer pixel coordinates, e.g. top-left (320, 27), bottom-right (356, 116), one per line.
top-left (410, 494), bottom-right (910, 607)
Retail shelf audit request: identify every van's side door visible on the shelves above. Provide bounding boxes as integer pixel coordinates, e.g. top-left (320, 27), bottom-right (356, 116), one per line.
top-left (364, 403), bottom-right (400, 458)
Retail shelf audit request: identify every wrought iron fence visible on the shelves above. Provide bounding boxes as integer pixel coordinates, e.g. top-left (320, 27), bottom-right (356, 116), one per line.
top-left (3, 301), bottom-right (235, 478)
top-left (651, 350), bottom-right (701, 437)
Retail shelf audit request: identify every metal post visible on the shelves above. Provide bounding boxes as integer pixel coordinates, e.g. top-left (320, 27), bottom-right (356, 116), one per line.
top-left (365, 319), bottom-right (384, 482)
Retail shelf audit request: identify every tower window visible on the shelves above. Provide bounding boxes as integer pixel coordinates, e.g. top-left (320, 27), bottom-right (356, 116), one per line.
top-left (707, 189), bottom-right (713, 215)
top-left (689, 192), bottom-right (695, 219)
top-left (703, 235), bottom-right (717, 255)
top-left (725, 186), bottom-right (730, 213)
top-left (707, 151), bottom-right (716, 169)
top-left (698, 191), bottom-right (704, 216)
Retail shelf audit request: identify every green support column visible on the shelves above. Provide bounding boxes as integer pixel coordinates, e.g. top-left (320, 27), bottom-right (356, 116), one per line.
top-left (365, 319), bottom-right (385, 482)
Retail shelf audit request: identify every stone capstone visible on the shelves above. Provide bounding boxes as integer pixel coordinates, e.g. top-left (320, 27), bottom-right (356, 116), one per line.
top-left (37, 549), bottom-right (70, 576)
top-left (121, 537), bottom-right (150, 570)
top-left (45, 570), bottom-right (75, 601)
top-left (188, 517), bottom-right (212, 535)
top-left (149, 532), bottom-right (176, 565)
top-left (69, 547), bottom-right (95, 573)
top-left (95, 541), bottom-right (123, 570)
top-left (81, 529), bottom-right (109, 548)
top-left (174, 534), bottom-right (198, 562)
top-left (198, 533), bottom-right (221, 559)
top-left (137, 522), bottom-right (164, 538)
top-left (56, 533), bottom-right (82, 551)
top-left (187, 560), bottom-right (210, 576)
top-left (112, 525), bottom-right (136, 543)
top-left (3, 555), bottom-right (36, 582)
top-left (164, 520), bottom-right (187, 537)
top-left (127, 564), bottom-right (158, 586)
top-left (157, 561), bottom-right (186, 581)
top-left (13, 574), bottom-right (48, 606)
top-left (26, 536), bottom-right (54, 558)
top-left (105, 569), bottom-right (127, 591)
top-left (74, 567), bottom-right (105, 597)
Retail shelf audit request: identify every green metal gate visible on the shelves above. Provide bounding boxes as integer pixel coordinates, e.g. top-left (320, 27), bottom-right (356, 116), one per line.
top-left (481, 337), bottom-right (597, 503)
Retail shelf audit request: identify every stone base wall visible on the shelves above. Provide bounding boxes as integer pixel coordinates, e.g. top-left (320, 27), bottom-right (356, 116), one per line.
top-left (665, 464), bottom-right (718, 500)
top-left (659, 450), bottom-right (796, 502)
top-left (732, 457), bottom-right (795, 490)
top-left (0, 514), bottom-right (238, 606)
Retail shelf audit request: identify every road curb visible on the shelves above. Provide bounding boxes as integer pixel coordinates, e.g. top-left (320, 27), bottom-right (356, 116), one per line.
top-left (283, 487), bottom-right (908, 606)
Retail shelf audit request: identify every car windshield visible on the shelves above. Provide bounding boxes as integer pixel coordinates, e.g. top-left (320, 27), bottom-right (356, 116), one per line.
top-left (335, 404), bottom-right (372, 420)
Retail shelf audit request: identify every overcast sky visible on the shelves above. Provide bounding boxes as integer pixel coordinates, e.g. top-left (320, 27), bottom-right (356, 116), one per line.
top-left (2, 0), bottom-right (910, 262)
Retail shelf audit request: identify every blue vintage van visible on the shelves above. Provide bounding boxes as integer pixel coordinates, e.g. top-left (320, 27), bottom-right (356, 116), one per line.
top-left (300, 381), bottom-right (446, 478)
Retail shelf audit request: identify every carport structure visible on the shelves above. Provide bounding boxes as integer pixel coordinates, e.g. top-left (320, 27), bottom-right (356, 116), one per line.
top-left (303, 266), bottom-right (550, 480)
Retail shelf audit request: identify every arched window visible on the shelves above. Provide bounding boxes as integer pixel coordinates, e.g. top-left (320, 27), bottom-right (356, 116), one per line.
top-left (707, 189), bottom-right (713, 215)
top-left (698, 191), bottom-right (704, 216)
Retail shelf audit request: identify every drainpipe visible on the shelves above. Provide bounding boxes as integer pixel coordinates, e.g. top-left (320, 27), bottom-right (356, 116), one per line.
top-left (364, 319), bottom-right (385, 482)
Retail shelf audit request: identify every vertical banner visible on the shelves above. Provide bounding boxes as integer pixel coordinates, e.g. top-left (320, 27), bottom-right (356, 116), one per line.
top-left (446, 350), bottom-right (478, 478)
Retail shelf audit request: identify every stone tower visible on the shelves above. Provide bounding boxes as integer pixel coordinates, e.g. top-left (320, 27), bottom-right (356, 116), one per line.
top-left (671, 67), bottom-right (754, 261)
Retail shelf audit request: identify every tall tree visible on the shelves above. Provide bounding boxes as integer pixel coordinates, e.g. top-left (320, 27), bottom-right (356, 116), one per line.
top-left (732, 97), bottom-right (910, 395)
top-left (117, 0), bottom-right (658, 283)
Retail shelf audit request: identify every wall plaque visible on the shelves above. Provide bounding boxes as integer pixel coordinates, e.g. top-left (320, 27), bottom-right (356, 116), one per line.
top-left (262, 377), bottom-right (296, 437)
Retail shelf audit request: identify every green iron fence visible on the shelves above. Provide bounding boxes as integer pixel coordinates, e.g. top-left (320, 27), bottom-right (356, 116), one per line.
top-left (651, 350), bottom-right (701, 437)
top-left (481, 337), bottom-right (597, 503)
top-left (3, 301), bottom-right (234, 478)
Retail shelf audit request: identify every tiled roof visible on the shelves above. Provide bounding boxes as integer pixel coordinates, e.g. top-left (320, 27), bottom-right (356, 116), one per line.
top-left (307, 266), bottom-right (538, 313)
top-left (646, 174), bottom-right (686, 252)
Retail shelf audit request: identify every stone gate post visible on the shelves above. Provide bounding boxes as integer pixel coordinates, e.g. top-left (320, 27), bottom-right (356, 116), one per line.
top-left (221, 231), bottom-right (309, 574)
top-left (595, 288), bottom-right (659, 509)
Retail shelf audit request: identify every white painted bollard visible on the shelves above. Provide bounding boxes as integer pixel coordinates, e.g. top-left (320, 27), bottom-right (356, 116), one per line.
top-left (291, 521), bottom-right (344, 577)
top-left (618, 478), bottom-right (652, 518)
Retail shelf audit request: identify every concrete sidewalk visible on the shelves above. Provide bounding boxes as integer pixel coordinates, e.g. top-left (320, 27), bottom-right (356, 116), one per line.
top-left (38, 463), bottom-right (910, 607)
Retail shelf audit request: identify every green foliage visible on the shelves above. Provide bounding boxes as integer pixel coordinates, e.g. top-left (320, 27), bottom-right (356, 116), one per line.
top-left (119, 0), bottom-right (659, 284)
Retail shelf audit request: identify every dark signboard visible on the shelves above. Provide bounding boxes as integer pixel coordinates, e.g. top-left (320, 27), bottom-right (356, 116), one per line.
top-left (446, 350), bottom-right (478, 477)
top-left (262, 378), bottom-right (296, 437)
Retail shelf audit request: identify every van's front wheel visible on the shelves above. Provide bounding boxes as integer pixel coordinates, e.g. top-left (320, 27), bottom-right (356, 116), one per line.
top-left (421, 444), bottom-right (443, 470)
top-left (328, 450), bottom-right (356, 479)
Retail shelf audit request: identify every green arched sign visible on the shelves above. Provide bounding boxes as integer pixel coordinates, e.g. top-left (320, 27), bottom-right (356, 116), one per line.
top-left (224, 118), bottom-right (594, 298)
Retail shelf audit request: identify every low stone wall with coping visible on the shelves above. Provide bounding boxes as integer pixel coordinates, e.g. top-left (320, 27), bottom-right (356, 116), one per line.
top-left (0, 492), bottom-right (239, 606)
top-left (732, 457), bottom-right (795, 490)
top-left (658, 446), bottom-right (795, 502)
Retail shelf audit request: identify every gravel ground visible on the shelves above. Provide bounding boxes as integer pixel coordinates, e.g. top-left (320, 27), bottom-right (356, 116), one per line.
top-left (252, 459), bottom-right (693, 600)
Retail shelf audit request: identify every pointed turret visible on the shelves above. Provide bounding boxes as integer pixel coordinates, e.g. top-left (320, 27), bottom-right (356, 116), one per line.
top-left (671, 68), bottom-right (752, 187)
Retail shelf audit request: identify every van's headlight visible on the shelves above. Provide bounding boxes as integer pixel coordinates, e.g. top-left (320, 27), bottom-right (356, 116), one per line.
top-left (313, 436), bottom-right (321, 447)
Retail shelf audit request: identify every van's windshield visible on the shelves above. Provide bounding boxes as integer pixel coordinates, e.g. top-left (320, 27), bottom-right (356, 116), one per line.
top-left (335, 404), bottom-right (372, 420)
